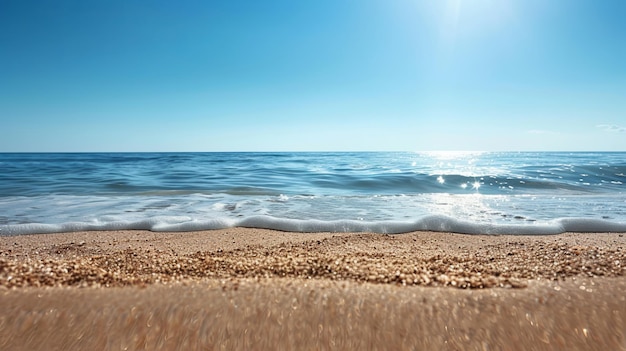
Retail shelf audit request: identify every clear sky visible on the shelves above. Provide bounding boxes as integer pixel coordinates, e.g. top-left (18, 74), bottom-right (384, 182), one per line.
top-left (1, 0), bottom-right (625, 152)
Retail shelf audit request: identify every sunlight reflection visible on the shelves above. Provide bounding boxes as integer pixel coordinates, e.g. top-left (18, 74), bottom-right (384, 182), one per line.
top-left (426, 193), bottom-right (499, 223)
top-left (422, 151), bottom-right (485, 160)
top-left (413, 151), bottom-right (497, 180)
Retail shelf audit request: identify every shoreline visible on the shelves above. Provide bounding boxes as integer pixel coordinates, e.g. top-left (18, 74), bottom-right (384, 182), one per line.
top-left (1, 229), bottom-right (625, 350)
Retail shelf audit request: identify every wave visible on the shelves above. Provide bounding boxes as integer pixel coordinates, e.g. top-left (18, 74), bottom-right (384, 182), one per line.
top-left (2, 215), bottom-right (625, 236)
top-left (2, 152), bottom-right (624, 237)
top-left (3, 152), bottom-right (625, 197)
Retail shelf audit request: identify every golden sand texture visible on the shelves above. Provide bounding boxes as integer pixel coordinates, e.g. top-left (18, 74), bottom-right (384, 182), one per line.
top-left (1, 229), bottom-right (625, 350)
top-left (1, 230), bottom-right (624, 289)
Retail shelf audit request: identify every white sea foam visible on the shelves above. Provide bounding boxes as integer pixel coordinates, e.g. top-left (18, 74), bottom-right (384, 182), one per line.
top-left (2, 215), bottom-right (625, 236)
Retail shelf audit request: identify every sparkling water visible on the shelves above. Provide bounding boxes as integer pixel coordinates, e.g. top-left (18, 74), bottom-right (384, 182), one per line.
top-left (1, 152), bottom-right (625, 235)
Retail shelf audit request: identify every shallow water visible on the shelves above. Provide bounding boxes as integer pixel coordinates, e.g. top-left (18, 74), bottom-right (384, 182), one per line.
top-left (1, 152), bottom-right (625, 235)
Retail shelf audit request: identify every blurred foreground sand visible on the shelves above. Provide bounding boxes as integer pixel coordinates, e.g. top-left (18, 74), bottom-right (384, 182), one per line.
top-left (1, 229), bottom-right (625, 350)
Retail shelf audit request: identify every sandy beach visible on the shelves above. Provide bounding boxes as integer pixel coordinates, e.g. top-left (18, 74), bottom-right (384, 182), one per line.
top-left (1, 229), bottom-right (625, 350)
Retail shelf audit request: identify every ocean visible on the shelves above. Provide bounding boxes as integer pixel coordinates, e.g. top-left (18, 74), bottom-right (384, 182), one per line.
top-left (1, 151), bottom-right (625, 236)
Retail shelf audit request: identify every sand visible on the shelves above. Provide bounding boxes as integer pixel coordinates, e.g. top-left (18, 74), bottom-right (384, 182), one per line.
top-left (1, 229), bottom-right (625, 350)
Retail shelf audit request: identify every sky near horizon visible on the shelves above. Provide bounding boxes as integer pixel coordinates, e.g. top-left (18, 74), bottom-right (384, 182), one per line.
top-left (1, 0), bottom-right (625, 152)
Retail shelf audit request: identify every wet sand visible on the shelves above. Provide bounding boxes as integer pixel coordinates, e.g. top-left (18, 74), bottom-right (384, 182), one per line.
top-left (1, 229), bottom-right (625, 350)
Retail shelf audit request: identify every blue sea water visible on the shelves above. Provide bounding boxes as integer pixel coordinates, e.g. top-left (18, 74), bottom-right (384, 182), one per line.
top-left (1, 152), bottom-right (626, 235)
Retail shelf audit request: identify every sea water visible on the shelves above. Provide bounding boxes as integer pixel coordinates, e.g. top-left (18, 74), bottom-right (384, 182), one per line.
top-left (1, 152), bottom-right (625, 235)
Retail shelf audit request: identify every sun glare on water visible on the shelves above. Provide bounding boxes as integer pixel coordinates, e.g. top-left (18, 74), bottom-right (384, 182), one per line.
top-left (422, 151), bottom-right (485, 160)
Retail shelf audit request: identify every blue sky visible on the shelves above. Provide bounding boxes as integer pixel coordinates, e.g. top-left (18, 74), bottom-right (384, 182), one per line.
top-left (1, 0), bottom-right (625, 152)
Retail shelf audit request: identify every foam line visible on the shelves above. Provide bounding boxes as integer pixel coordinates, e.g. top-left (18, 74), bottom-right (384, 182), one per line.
top-left (2, 215), bottom-right (625, 236)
